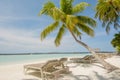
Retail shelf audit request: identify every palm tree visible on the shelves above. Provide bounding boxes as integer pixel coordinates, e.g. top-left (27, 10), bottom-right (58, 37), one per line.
top-left (111, 32), bottom-right (120, 55)
top-left (39, 0), bottom-right (118, 72)
top-left (95, 0), bottom-right (120, 34)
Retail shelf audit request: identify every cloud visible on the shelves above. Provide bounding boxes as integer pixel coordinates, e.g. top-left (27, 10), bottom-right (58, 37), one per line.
top-left (0, 26), bottom-right (115, 53)
top-left (0, 16), bottom-right (43, 23)
top-left (0, 27), bottom-right (48, 52)
top-left (0, 27), bottom-right (84, 53)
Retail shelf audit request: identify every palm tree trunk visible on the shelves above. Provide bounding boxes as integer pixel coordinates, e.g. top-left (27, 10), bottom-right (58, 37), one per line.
top-left (69, 29), bottom-right (119, 72)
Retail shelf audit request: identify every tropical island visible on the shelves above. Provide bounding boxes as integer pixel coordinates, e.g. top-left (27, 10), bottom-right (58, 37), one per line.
top-left (0, 0), bottom-right (120, 80)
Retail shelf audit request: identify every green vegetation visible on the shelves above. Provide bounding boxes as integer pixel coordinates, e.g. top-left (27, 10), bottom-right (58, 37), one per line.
top-left (95, 0), bottom-right (120, 34)
top-left (111, 32), bottom-right (120, 55)
top-left (39, 0), bottom-right (96, 46)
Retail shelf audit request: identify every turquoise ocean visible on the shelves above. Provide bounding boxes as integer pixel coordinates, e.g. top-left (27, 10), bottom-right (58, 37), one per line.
top-left (0, 53), bottom-right (89, 65)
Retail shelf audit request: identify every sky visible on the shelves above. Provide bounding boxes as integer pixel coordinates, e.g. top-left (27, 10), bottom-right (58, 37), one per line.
top-left (0, 0), bottom-right (119, 53)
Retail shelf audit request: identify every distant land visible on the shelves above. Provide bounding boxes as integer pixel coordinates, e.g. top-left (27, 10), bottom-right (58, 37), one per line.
top-left (0, 51), bottom-right (115, 55)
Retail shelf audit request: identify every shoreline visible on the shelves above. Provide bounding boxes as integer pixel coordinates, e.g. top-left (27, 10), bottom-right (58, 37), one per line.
top-left (0, 51), bottom-right (115, 55)
top-left (0, 54), bottom-right (87, 66)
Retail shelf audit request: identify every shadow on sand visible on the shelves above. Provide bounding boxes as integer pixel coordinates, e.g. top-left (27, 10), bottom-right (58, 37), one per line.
top-left (92, 71), bottom-right (120, 80)
top-left (59, 73), bottom-right (91, 80)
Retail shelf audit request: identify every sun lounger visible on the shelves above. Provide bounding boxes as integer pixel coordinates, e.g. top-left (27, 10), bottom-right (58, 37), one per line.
top-left (43, 62), bottom-right (69, 80)
top-left (24, 59), bottom-right (69, 80)
top-left (24, 60), bottom-right (58, 79)
top-left (69, 55), bottom-right (97, 64)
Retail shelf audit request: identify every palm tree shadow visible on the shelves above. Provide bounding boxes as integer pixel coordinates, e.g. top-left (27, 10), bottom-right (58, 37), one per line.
top-left (92, 63), bottom-right (105, 69)
top-left (80, 63), bottom-right (92, 68)
top-left (61, 73), bottom-right (91, 80)
top-left (94, 72), bottom-right (120, 80)
top-left (68, 63), bottom-right (92, 68)
top-left (74, 75), bottom-right (91, 80)
top-left (108, 69), bottom-right (120, 80)
top-left (93, 71), bottom-right (107, 80)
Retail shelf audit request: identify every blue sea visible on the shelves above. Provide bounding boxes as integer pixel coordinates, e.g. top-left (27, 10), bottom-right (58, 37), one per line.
top-left (0, 53), bottom-right (89, 65)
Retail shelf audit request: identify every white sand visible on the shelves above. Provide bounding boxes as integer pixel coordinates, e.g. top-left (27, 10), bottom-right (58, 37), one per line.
top-left (0, 56), bottom-right (120, 80)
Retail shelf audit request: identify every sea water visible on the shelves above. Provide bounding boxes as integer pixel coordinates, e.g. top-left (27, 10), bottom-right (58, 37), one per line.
top-left (0, 53), bottom-right (89, 65)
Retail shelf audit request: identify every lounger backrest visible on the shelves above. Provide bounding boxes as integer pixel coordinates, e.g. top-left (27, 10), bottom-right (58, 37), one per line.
top-left (42, 59), bottom-right (60, 72)
top-left (59, 58), bottom-right (67, 62)
top-left (59, 58), bottom-right (67, 68)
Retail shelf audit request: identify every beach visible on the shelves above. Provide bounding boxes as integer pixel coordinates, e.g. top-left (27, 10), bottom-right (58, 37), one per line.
top-left (0, 55), bottom-right (120, 80)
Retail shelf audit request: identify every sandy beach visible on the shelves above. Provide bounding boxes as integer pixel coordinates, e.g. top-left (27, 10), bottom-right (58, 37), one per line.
top-left (0, 56), bottom-right (120, 80)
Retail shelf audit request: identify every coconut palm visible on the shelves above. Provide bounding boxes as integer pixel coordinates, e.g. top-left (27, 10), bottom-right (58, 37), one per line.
top-left (111, 32), bottom-right (120, 55)
top-left (39, 0), bottom-right (118, 72)
top-left (95, 0), bottom-right (120, 34)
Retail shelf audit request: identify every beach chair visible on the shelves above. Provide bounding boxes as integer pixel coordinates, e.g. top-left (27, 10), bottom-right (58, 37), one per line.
top-left (24, 59), bottom-right (69, 80)
top-left (69, 55), bottom-right (97, 64)
top-left (24, 59), bottom-right (58, 79)
top-left (42, 59), bottom-right (69, 80)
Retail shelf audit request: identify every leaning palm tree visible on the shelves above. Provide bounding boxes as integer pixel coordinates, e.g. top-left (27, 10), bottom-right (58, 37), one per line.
top-left (95, 0), bottom-right (120, 34)
top-left (39, 0), bottom-right (118, 72)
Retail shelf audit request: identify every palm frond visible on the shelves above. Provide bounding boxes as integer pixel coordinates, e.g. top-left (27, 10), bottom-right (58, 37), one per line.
top-left (72, 27), bottom-right (82, 37)
top-left (114, 22), bottom-right (120, 30)
top-left (66, 15), bottom-right (96, 28)
top-left (106, 21), bottom-right (112, 34)
top-left (66, 15), bottom-right (95, 37)
top-left (72, 2), bottom-right (89, 14)
top-left (41, 21), bottom-right (59, 40)
top-left (66, 15), bottom-right (75, 30)
top-left (112, 0), bottom-right (120, 16)
top-left (102, 22), bottom-right (106, 28)
top-left (55, 24), bottom-right (66, 46)
top-left (52, 7), bottom-right (65, 20)
top-left (95, 2), bottom-right (109, 20)
top-left (95, 0), bottom-right (120, 33)
top-left (60, 0), bottom-right (73, 14)
top-left (77, 22), bottom-right (94, 37)
top-left (39, 1), bottom-right (65, 21)
top-left (38, 1), bottom-right (55, 16)
top-left (77, 16), bottom-right (96, 28)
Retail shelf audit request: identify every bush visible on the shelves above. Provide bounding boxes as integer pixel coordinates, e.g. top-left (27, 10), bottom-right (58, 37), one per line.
top-left (111, 32), bottom-right (120, 55)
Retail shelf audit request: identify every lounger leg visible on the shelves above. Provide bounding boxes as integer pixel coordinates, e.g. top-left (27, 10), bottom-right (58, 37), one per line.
top-left (24, 68), bottom-right (27, 75)
top-left (40, 69), bottom-right (47, 80)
